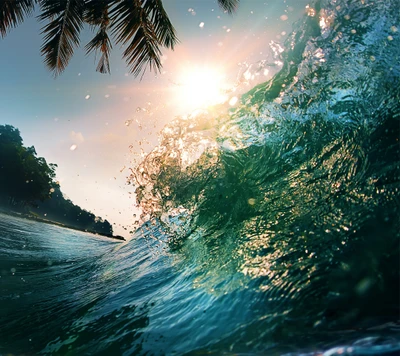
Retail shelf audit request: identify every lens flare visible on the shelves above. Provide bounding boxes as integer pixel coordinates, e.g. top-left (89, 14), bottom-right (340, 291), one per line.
top-left (175, 67), bottom-right (228, 111)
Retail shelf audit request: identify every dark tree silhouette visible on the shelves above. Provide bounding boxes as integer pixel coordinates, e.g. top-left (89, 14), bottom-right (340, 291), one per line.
top-left (34, 183), bottom-right (114, 236)
top-left (0, 124), bottom-right (114, 237)
top-left (0, 124), bottom-right (56, 206)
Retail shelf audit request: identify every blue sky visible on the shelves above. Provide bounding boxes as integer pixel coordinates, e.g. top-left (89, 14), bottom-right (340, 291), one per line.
top-left (0, 0), bottom-right (310, 238)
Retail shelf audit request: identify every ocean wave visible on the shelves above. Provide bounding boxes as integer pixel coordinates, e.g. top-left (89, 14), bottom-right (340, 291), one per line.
top-left (130, 0), bottom-right (400, 342)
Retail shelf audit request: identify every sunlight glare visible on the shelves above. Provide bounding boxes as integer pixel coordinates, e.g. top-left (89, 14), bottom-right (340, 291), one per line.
top-left (176, 67), bottom-right (228, 111)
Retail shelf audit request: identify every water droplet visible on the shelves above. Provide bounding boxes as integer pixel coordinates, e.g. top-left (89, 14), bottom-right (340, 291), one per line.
top-left (229, 96), bottom-right (238, 106)
top-left (356, 278), bottom-right (373, 295)
top-left (280, 15), bottom-right (288, 21)
top-left (70, 144), bottom-right (77, 151)
top-left (199, 22), bottom-right (204, 28)
top-left (85, 94), bottom-right (90, 100)
top-left (248, 198), bottom-right (256, 205)
top-left (313, 320), bottom-right (322, 327)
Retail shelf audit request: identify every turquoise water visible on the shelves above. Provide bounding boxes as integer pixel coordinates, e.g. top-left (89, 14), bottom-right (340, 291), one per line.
top-left (1, 0), bottom-right (400, 354)
top-left (1, 214), bottom-right (399, 355)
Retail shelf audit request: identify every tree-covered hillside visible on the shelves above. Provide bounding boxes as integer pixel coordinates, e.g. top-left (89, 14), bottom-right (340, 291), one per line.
top-left (0, 124), bottom-right (114, 238)
top-left (0, 125), bottom-right (56, 205)
top-left (33, 183), bottom-right (113, 237)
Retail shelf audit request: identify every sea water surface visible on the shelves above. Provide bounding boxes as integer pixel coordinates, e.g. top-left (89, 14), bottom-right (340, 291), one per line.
top-left (1, 0), bottom-right (400, 354)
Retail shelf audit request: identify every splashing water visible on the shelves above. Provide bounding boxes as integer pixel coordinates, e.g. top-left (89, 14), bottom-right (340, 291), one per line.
top-left (131, 0), bottom-right (400, 347)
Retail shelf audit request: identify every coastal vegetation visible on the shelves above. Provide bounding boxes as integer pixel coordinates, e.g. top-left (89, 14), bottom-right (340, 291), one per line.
top-left (0, 124), bottom-right (119, 239)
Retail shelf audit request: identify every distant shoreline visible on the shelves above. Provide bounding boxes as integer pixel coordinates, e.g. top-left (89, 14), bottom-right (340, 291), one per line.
top-left (0, 209), bottom-right (126, 241)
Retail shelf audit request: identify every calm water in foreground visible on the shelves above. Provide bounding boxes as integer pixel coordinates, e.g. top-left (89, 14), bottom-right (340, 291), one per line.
top-left (0, 214), bottom-right (399, 355)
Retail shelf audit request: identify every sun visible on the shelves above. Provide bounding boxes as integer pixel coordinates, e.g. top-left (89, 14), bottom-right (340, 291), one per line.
top-left (174, 66), bottom-right (229, 111)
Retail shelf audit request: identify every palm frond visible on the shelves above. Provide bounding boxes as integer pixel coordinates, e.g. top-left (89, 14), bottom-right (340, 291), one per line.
top-left (110, 0), bottom-right (163, 77)
top-left (39, 0), bottom-right (85, 76)
top-left (85, 26), bottom-right (113, 73)
top-left (1, 0), bottom-right (239, 76)
top-left (85, 0), bottom-right (112, 74)
top-left (142, 0), bottom-right (178, 49)
top-left (217, 0), bottom-right (239, 14)
top-left (0, 0), bottom-right (36, 38)
top-left (121, 14), bottom-right (162, 77)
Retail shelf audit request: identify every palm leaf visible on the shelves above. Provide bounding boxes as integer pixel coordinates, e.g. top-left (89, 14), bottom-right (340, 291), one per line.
top-left (1, 0), bottom-right (239, 76)
top-left (120, 11), bottom-right (162, 77)
top-left (0, 0), bottom-right (36, 38)
top-left (217, 0), bottom-right (239, 14)
top-left (110, 0), bottom-right (164, 77)
top-left (142, 0), bottom-right (178, 49)
top-left (39, 0), bottom-right (85, 76)
top-left (85, 0), bottom-right (112, 74)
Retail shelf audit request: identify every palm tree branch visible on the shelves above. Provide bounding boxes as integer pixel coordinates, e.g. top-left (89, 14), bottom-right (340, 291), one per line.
top-left (123, 23), bottom-right (162, 77)
top-left (142, 0), bottom-right (178, 49)
top-left (1, 0), bottom-right (240, 76)
top-left (39, 0), bottom-right (85, 76)
top-left (110, 0), bottom-right (164, 77)
top-left (0, 0), bottom-right (37, 38)
top-left (84, 0), bottom-right (112, 74)
top-left (109, 0), bottom-right (141, 44)
top-left (217, 0), bottom-right (239, 14)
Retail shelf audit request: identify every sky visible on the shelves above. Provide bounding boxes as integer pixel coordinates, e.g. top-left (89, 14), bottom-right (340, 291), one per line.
top-left (0, 0), bottom-right (310, 239)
